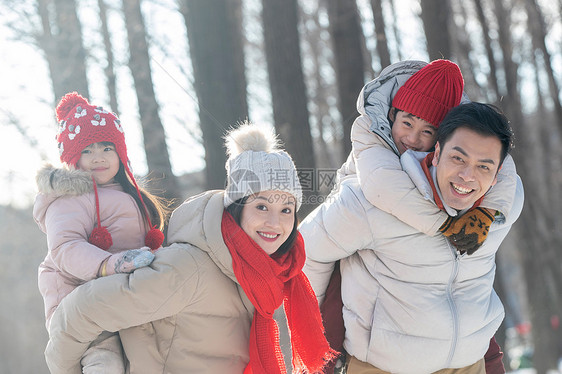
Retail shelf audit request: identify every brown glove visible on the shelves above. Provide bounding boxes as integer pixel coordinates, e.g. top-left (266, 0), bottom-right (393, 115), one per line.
top-left (439, 208), bottom-right (495, 255)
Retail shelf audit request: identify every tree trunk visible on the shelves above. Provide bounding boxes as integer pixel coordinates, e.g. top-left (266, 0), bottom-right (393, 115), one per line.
top-left (179, 0), bottom-right (248, 190)
top-left (97, 0), bottom-right (119, 115)
top-left (122, 0), bottom-right (180, 201)
top-left (531, 49), bottom-right (545, 114)
top-left (388, 0), bottom-right (403, 60)
top-left (524, 0), bottom-right (562, 129)
top-left (491, 0), bottom-right (561, 370)
top-left (358, 14), bottom-right (375, 78)
top-left (36, 0), bottom-right (89, 102)
top-left (300, 1), bottom-right (340, 169)
top-left (370, 0), bottom-right (391, 68)
top-left (325, 0), bottom-right (364, 160)
top-left (473, 0), bottom-right (500, 102)
top-left (261, 0), bottom-right (317, 215)
top-left (450, 0), bottom-right (484, 100)
top-left (420, 0), bottom-right (452, 59)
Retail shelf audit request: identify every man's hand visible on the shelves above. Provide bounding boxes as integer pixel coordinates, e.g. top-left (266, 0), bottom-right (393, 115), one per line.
top-left (98, 248), bottom-right (155, 277)
top-left (439, 208), bottom-right (495, 255)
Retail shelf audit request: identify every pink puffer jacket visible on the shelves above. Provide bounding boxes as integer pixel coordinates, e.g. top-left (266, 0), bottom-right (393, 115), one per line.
top-left (34, 165), bottom-right (147, 327)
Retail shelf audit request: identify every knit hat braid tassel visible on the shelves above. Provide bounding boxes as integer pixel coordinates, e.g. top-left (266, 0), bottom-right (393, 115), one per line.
top-left (88, 178), bottom-right (113, 250)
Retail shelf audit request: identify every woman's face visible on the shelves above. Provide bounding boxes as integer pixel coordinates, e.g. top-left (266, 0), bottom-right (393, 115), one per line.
top-left (240, 190), bottom-right (296, 255)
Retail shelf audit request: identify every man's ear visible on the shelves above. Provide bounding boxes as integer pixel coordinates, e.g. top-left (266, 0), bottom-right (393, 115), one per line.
top-left (491, 164), bottom-right (502, 187)
top-left (432, 142), bottom-right (441, 167)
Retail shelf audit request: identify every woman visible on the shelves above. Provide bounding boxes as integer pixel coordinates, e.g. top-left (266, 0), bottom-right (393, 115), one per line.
top-left (45, 122), bottom-right (336, 374)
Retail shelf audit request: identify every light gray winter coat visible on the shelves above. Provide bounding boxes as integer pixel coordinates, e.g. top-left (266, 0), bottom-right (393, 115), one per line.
top-left (301, 151), bottom-right (524, 373)
top-left (337, 60), bottom-right (517, 235)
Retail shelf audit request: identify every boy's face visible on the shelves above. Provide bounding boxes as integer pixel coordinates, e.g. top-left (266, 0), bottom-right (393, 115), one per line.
top-left (432, 127), bottom-right (501, 210)
top-left (389, 109), bottom-right (437, 155)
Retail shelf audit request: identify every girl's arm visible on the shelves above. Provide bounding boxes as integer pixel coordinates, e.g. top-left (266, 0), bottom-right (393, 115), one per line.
top-left (45, 197), bottom-right (111, 281)
top-left (44, 244), bottom-right (200, 374)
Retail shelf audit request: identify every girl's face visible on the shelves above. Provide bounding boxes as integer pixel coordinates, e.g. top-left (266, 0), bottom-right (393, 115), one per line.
top-left (240, 190), bottom-right (296, 256)
top-left (390, 109), bottom-right (438, 155)
top-left (77, 142), bottom-right (120, 185)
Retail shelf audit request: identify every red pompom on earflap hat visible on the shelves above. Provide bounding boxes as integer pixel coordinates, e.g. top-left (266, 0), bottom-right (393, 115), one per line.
top-left (55, 92), bottom-right (164, 251)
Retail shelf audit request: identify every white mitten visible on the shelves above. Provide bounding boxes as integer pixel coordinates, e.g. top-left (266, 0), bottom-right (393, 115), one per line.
top-left (99, 248), bottom-right (155, 277)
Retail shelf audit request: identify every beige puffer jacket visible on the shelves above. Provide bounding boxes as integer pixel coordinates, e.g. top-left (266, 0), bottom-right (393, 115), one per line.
top-left (45, 190), bottom-right (254, 374)
top-left (33, 164), bottom-right (147, 327)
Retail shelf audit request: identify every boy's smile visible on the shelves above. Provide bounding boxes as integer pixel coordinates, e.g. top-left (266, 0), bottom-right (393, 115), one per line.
top-left (390, 110), bottom-right (437, 154)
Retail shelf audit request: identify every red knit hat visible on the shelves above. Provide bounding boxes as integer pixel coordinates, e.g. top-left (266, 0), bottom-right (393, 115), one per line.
top-left (55, 92), bottom-right (164, 250)
top-left (392, 59), bottom-right (464, 127)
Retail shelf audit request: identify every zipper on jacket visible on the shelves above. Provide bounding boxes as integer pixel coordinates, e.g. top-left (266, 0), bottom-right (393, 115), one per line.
top-left (445, 243), bottom-right (460, 367)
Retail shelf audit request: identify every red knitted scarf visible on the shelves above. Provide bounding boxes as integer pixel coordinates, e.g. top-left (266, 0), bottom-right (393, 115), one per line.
top-left (221, 211), bottom-right (336, 374)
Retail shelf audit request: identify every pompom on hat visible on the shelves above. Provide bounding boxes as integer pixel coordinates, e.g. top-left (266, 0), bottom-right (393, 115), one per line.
top-left (223, 122), bottom-right (302, 210)
top-left (392, 59), bottom-right (464, 128)
top-left (55, 92), bottom-right (163, 250)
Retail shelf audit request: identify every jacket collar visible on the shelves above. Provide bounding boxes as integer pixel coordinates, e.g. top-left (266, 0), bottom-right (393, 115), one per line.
top-left (167, 190), bottom-right (239, 284)
top-left (36, 164), bottom-right (94, 197)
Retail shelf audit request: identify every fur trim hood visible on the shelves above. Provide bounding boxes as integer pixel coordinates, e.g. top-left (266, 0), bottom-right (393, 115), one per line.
top-left (35, 164), bottom-right (93, 197)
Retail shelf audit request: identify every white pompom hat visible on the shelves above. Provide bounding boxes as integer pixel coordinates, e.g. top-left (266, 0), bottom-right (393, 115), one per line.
top-left (223, 121), bottom-right (302, 210)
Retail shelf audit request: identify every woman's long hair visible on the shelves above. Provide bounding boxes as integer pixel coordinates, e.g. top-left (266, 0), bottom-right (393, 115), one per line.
top-left (225, 195), bottom-right (299, 256)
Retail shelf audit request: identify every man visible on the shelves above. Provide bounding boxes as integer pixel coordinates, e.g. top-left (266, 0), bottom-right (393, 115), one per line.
top-left (300, 102), bottom-right (524, 373)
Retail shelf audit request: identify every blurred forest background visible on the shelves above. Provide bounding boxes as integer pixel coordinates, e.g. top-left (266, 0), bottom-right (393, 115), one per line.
top-left (0, 0), bottom-right (561, 373)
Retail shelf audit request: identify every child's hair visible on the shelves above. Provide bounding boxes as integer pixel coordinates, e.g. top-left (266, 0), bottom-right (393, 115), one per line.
top-left (388, 108), bottom-right (424, 124)
top-left (225, 196), bottom-right (299, 256)
top-left (113, 160), bottom-right (169, 230)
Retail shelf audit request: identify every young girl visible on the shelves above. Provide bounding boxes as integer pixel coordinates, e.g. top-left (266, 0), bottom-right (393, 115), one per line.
top-left (42, 122), bottom-right (336, 374)
top-left (34, 92), bottom-right (167, 373)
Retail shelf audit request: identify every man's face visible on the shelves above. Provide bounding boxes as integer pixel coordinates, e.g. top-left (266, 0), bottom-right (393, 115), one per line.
top-left (432, 127), bottom-right (501, 210)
